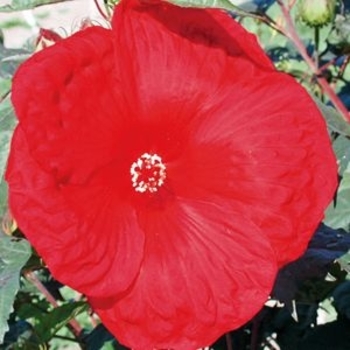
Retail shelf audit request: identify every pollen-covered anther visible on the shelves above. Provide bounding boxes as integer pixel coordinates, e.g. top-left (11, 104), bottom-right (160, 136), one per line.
top-left (130, 153), bottom-right (167, 193)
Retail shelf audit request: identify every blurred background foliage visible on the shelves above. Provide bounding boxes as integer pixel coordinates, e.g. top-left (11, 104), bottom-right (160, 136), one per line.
top-left (1, 0), bottom-right (350, 349)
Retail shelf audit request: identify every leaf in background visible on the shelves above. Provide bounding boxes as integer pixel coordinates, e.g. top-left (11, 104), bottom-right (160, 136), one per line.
top-left (34, 301), bottom-right (87, 343)
top-left (337, 84), bottom-right (350, 111)
top-left (0, 96), bottom-right (16, 179)
top-left (0, 0), bottom-right (71, 12)
top-left (1, 320), bottom-right (40, 349)
top-left (166, 0), bottom-right (238, 12)
top-left (332, 281), bottom-right (350, 319)
top-left (0, 178), bottom-right (8, 221)
top-left (250, 0), bottom-right (275, 11)
top-left (0, 43), bottom-right (28, 102)
top-left (297, 318), bottom-right (350, 350)
top-left (0, 96), bottom-right (16, 219)
top-left (328, 14), bottom-right (350, 55)
top-left (313, 97), bottom-right (350, 137)
top-left (0, 231), bottom-right (31, 343)
top-left (0, 43), bottom-right (29, 80)
top-left (331, 135), bottom-right (350, 175)
top-left (83, 324), bottom-right (129, 350)
top-left (0, 78), bottom-right (11, 99)
top-left (325, 162), bottom-right (350, 230)
top-left (336, 250), bottom-right (350, 274)
top-left (273, 224), bottom-right (350, 306)
top-left (164, 0), bottom-right (275, 14)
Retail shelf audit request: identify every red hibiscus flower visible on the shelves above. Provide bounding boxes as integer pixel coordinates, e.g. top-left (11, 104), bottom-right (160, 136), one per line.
top-left (6, 0), bottom-right (337, 348)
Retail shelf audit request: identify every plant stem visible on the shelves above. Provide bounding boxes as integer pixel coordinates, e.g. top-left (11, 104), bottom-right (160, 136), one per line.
top-left (276, 0), bottom-right (350, 123)
top-left (0, 89), bottom-right (10, 104)
top-left (250, 319), bottom-right (259, 350)
top-left (24, 271), bottom-right (83, 337)
top-left (93, 0), bottom-right (110, 21)
top-left (225, 333), bottom-right (233, 350)
top-left (52, 334), bottom-right (79, 342)
top-left (314, 27), bottom-right (320, 68)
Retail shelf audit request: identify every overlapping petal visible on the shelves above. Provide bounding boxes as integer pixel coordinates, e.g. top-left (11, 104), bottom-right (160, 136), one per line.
top-left (167, 63), bottom-right (338, 266)
top-left (6, 28), bottom-right (145, 297)
top-left (111, 0), bottom-right (274, 125)
top-left (11, 27), bottom-right (126, 185)
top-left (111, 0), bottom-right (337, 266)
top-left (90, 198), bottom-right (277, 349)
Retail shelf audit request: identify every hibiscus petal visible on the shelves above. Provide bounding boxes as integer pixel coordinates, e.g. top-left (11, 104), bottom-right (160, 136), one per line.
top-left (6, 127), bottom-right (144, 297)
top-left (169, 61), bottom-right (338, 266)
top-left (90, 198), bottom-right (277, 349)
top-left (109, 2), bottom-right (336, 268)
top-left (111, 0), bottom-right (274, 124)
top-left (11, 26), bottom-right (126, 186)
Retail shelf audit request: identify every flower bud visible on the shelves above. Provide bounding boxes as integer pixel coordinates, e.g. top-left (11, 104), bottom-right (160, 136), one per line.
top-left (299, 0), bottom-right (336, 27)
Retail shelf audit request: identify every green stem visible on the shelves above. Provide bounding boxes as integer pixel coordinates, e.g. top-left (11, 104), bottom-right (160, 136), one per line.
top-left (314, 26), bottom-right (320, 68)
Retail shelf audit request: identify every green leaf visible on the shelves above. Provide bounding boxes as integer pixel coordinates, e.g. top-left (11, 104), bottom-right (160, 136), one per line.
top-left (0, 177), bottom-right (8, 220)
top-left (328, 14), bottom-right (350, 54)
top-left (0, 0), bottom-right (71, 12)
top-left (0, 231), bottom-right (31, 343)
top-left (0, 96), bottom-right (16, 218)
top-left (336, 250), bottom-right (350, 274)
top-left (332, 135), bottom-right (350, 175)
top-left (0, 78), bottom-right (11, 99)
top-left (0, 43), bottom-right (30, 79)
top-left (102, 342), bottom-right (117, 350)
top-left (83, 324), bottom-right (129, 350)
top-left (1, 54), bottom-right (30, 82)
top-left (312, 97), bottom-right (350, 137)
top-left (333, 281), bottom-right (350, 318)
top-left (0, 96), bottom-right (16, 180)
top-left (34, 302), bottom-right (88, 343)
top-left (165, 0), bottom-right (256, 14)
top-left (325, 162), bottom-right (350, 230)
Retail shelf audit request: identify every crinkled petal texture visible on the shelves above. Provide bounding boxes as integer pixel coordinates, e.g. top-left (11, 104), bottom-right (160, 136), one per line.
top-left (6, 27), bottom-right (145, 297)
top-left (90, 201), bottom-right (277, 349)
top-left (6, 0), bottom-right (338, 348)
top-left (111, 0), bottom-right (337, 264)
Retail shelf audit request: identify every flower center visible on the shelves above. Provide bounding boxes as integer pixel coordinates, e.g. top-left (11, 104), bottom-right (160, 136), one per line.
top-left (130, 153), bottom-right (167, 193)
